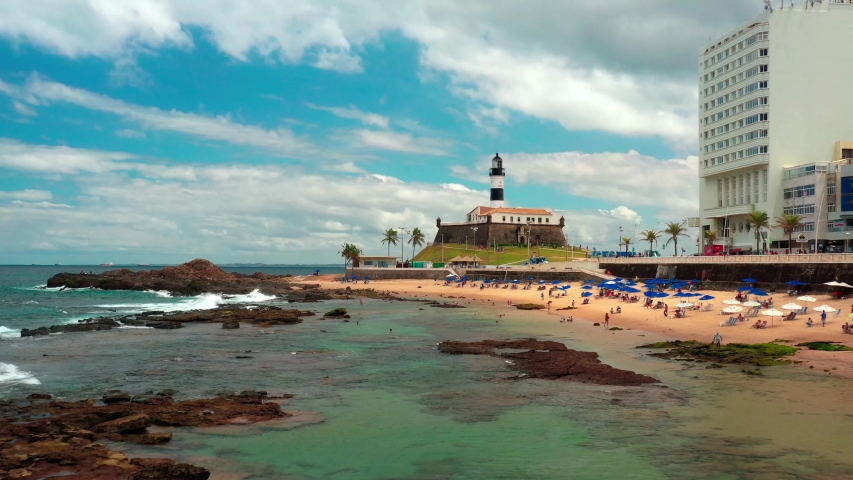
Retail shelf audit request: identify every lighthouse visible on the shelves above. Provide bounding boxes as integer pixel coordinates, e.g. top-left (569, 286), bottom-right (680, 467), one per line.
top-left (489, 153), bottom-right (505, 208)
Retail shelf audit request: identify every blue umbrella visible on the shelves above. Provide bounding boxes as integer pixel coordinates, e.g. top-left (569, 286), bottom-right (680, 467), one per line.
top-left (623, 287), bottom-right (641, 293)
top-left (526, 276), bottom-right (535, 281)
top-left (581, 292), bottom-right (593, 297)
top-left (742, 278), bottom-right (758, 283)
top-left (538, 280), bottom-right (547, 284)
top-left (786, 280), bottom-right (806, 286)
top-left (655, 292), bottom-right (670, 298)
top-left (483, 279), bottom-right (491, 284)
top-left (581, 285), bottom-right (593, 290)
top-left (737, 286), bottom-right (753, 292)
top-left (643, 291), bottom-right (658, 297)
top-left (512, 279), bottom-right (520, 284)
top-left (749, 288), bottom-right (769, 297)
top-left (552, 280), bottom-right (562, 284)
top-left (699, 295), bottom-right (715, 300)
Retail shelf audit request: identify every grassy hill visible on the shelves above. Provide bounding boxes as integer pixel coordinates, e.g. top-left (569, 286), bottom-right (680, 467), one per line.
top-left (412, 243), bottom-right (588, 266)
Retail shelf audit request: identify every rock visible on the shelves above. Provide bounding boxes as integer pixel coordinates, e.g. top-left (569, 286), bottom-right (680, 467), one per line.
top-left (439, 339), bottom-right (659, 386)
top-left (157, 389), bottom-right (178, 397)
top-left (21, 319), bottom-right (118, 337)
top-left (235, 355), bottom-right (253, 359)
top-left (324, 308), bottom-right (348, 318)
top-left (26, 393), bottom-right (51, 400)
top-left (222, 321), bottom-right (240, 329)
top-left (135, 432), bottom-right (173, 445)
top-left (131, 458), bottom-right (176, 468)
top-left (103, 392), bottom-right (132, 404)
top-left (95, 413), bottom-right (151, 433)
top-left (514, 303), bottom-right (545, 310)
top-left (130, 462), bottom-right (211, 480)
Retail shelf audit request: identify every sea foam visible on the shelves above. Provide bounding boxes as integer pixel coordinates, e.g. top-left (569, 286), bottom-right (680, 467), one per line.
top-left (93, 289), bottom-right (275, 314)
top-left (0, 363), bottom-right (41, 385)
top-left (0, 326), bottom-right (21, 339)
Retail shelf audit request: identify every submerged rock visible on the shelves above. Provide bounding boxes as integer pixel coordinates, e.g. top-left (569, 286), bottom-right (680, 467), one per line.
top-left (637, 341), bottom-right (797, 366)
top-left (439, 339), bottom-right (659, 386)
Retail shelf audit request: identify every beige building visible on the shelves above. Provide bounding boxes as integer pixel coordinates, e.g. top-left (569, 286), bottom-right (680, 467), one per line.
top-left (698, 2), bottom-right (853, 254)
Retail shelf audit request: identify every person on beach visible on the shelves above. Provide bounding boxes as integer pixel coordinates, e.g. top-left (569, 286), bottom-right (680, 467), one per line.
top-left (604, 313), bottom-right (609, 328)
top-left (540, 293), bottom-right (544, 301)
top-left (821, 311), bottom-right (827, 327)
top-left (713, 332), bottom-right (722, 348)
top-left (806, 318), bottom-right (814, 327)
top-left (663, 304), bottom-right (668, 317)
top-left (571, 300), bottom-right (575, 308)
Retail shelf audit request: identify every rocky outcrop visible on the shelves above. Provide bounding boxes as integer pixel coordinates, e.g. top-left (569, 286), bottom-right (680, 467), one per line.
top-left (439, 339), bottom-right (659, 386)
top-left (0, 391), bottom-right (291, 479)
top-left (21, 318), bottom-right (119, 337)
top-left (46, 259), bottom-right (298, 296)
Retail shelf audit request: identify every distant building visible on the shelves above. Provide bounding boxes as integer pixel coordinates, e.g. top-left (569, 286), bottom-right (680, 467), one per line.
top-left (434, 153), bottom-right (567, 248)
top-left (698, 2), bottom-right (853, 254)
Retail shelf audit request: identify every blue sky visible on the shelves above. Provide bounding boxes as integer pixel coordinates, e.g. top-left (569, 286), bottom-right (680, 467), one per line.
top-left (0, 1), bottom-right (761, 264)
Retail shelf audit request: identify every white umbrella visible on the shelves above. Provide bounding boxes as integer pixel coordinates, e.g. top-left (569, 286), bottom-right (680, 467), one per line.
top-left (675, 302), bottom-right (694, 309)
top-left (839, 282), bottom-right (853, 289)
top-left (722, 306), bottom-right (744, 313)
top-left (723, 299), bottom-right (741, 305)
top-left (742, 301), bottom-right (761, 307)
top-left (824, 281), bottom-right (843, 287)
top-left (761, 308), bottom-right (784, 326)
top-left (813, 305), bottom-right (837, 312)
top-left (781, 303), bottom-right (803, 311)
top-left (796, 296), bottom-right (817, 303)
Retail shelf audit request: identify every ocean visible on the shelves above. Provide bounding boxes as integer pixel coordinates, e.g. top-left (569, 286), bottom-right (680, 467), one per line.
top-left (2, 266), bottom-right (853, 479)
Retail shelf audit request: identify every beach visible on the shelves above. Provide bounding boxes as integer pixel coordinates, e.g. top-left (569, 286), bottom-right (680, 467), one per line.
top-left (308, 276), bottom-right (853, 378)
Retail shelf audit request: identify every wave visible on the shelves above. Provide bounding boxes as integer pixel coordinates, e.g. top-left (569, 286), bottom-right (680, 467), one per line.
top-left (93, 289), bottom-right (276, 314)
top-left (144, 290), bottom-right (173, 298)
top-left (0, 326), bottom-right (21, 339)
top-left (0, 363), bottom-right (40, 385)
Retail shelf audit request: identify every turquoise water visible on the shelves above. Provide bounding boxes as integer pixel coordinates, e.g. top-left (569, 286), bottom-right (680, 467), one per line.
top-left (2, 267), bottom-right (853, 478)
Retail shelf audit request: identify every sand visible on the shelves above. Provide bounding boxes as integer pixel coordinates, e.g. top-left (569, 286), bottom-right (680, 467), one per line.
top-left (304, 276), bottom-right (853, 377)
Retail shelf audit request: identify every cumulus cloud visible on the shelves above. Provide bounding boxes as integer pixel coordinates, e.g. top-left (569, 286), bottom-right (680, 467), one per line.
top-left (12, 100), bottom-right (37, 117)
top-left (355, 129), bottom-right (452, 156)
top-left (455, 150), bottom-right (698, 217)
top-left (0, 0), bottom-right (762, 144)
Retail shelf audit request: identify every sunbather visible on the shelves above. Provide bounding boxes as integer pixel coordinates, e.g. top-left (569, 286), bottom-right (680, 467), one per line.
top-left (806, 318), bottom-right (814, 327)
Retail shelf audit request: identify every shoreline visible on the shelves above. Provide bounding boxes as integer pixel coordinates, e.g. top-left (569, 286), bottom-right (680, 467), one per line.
top-left (306, 277), bottom-right (853, 378)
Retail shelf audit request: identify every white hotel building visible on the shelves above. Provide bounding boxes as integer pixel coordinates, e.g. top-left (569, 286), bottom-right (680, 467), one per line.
top-left (698, 1), bottom-right (853, 254)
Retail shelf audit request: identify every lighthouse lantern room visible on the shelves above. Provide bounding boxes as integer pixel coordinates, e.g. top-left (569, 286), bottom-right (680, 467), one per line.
top-left (489, 153), bottom-right (506, 208)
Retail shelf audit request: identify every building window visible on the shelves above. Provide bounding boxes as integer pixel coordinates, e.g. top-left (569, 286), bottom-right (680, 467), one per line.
top-left (739, 174), bottom-right (744, 204)
top-left (503, 216), bottom-right (506, 222)
top-left (510, 217), bottom-right (513, 222)
top-left (718, 179), bottom-right (723, 207)
top-left (746, 173), bottom-right (751, 204)
top-left (763, 169), bottom-right (768, 202)
top-left (538, 218), bottom-right (542, 223)
top-left (793, 223), bottom-right (815, 233)
top-left (828, 203), bottom-right (837, 213)
top-left (828, 185), bottom-right (836, 196)
top-left (783, 205), bottom-right (815, 216)
top-left (843, 149), bottom-right (853, 159)
top-left (783, 184), bottom-right (816, 199)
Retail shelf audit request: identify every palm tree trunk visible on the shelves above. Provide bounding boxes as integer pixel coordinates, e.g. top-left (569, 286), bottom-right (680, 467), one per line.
top-left (673, 238), bottom-right (678, 257)
top-left (387, 243), bottom-right (390, 256)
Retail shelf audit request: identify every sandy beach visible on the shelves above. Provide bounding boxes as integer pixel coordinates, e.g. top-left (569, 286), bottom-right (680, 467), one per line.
top-left (306, 276), bottom-right (853, 377)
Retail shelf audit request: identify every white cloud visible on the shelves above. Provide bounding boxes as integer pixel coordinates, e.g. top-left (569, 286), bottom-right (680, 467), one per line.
top-left (0, 140), bottom-right (485, 262)
top-left (307, 103), bottom-right (389, 128)
top-left (0, 189), bottom-right (53, 201)
top-left (115, 128), bottom-right (147, 139)
top-left (314, 49), bottom-right (363, 73)
top-left (0, 0), bottom-right (762, 144)
top-left (13, 100), bottom-right (37, 116)
top-left (600, 206), bottom-right (643, 224)
top-left (355, 129), bottom-right (452, 156)
top-left (456, 150), bottom-right (698, 216)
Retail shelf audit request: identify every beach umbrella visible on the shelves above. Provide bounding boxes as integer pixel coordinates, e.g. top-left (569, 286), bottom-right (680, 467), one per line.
top-left (742, 301), bottom-right (761, 307)
top-left (839, 282), bottom-right (853, 288)
top-left (749, 289), bottom-right (769, 297)
top-left (483, 279), bottom-right (491, 284)
top-left (742, 278), bottom-right (759, 283)
top-left (446, 274), bottom-right (456, 279)
top-left (813, 305), bottom-right (836, 312)
top-left (699, 295), bottom-right (715, 301)
top-left (796, 296), bottom-right (817, 303)
top-left (824, 281), bottom-right (843, 287)
top-left (675, 302), bottom-right (694, 309)
top-left (786, 280), bottom-right (807, 286)
top-left (722, 306), bottom-right (744, 313)
top-left (622, 287), bottom-right (641, 293)
top-left (581, 285), bottom-right (593, 290)
top-left (603, 280), bottom-right (617, 285)
top-left (552, 280), bottom-right (562, 284)
top-left (585, 279), bottom-right (595, 284)
top-left (512, 279), bottom-right (520, 284)
top-left (780, 303), bottom-right (803, 311)
top-left (761, 308), bottom-right (784, 326)
top-left (613, 278), bottom-right (623, 282)
top-left (538, 280), bottom-right (547, 284)
top-left (526, 276), bottom-right (535, 281)
top-left (654, 292), bottom-right (670, 298)
top-left (643, 291), bottom-right (657, 297)
top-left (722, 299), bottom-right (741, 305)
top-left (737, 286), bottom-right (753, 292)
top-left (581, 292), bottom-right (593, 297)
top-left (673, 292), bottom-right (690, 298)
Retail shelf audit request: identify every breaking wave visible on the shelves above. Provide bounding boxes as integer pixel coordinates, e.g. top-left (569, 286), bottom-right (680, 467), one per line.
top-left (93, 289), bottom-right (276, 314)
top-left (0, 326), bottom-right (21, 339)
top-left (0, 363), bottom-right (40, 385)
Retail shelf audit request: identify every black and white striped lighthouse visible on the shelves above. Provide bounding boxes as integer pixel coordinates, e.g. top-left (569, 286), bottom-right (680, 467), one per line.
top-left (489, 153), bottom-right (505, 208)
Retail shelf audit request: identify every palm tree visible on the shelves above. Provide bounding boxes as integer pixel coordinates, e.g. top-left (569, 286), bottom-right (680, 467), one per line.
top-left (338, 243), bottom-right (363, 277)
top-left (621, 237), bottom-right (632, 254)
top-left (704, 230), bottom-right (718, 246)
top-left (639, 230), bottom-right (661, 255)
top-left (380, 228), bottom-right (399, 256)
top-left (409, 227), bottom-right (425, 258)
top-left (746, 211), bottom-right (770, 254)
top-left (774, 214), bottom-right (802, 254)
top-left (663, 222), bottom-right (689, 257)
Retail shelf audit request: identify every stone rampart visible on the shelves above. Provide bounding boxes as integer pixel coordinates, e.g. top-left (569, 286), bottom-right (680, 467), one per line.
top-left (352, 268), bottom-right (454, 280)
top-left (433, 221), bottom-right (566, 248)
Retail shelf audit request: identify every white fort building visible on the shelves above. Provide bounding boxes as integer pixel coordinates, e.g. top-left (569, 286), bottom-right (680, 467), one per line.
top-left (698, 1), bottom-right (853, 254)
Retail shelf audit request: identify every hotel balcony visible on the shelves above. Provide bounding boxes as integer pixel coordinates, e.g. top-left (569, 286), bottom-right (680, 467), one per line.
top-left (702, 204), bottom-right (755, 219)
top-left (700, 153), bottom-right (769, 178)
